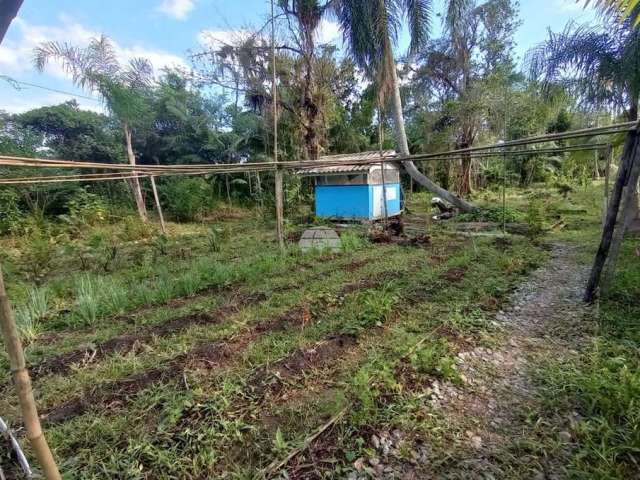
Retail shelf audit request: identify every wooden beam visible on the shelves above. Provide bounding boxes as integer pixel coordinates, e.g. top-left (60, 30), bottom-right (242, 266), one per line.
top-left (0, 265), bottom-right (62, 480)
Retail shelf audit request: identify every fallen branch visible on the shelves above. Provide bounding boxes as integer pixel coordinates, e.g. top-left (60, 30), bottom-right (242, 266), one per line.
top-left (260, 406), bottom-right (348, 479)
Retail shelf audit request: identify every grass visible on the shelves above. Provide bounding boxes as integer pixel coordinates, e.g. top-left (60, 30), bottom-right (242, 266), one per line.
top-left (0, 182), bottom-right (636, 478)
top-left (538, 240), bottom-right (640, 480)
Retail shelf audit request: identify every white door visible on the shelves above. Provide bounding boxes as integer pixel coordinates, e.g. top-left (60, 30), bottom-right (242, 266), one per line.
top-left (373, 186), bottom-right (383, 217)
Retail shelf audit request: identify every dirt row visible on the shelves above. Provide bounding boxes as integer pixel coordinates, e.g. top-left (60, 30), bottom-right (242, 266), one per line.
top-left (28, 257), bottom-right (370, 379)
top-left (40, 270), bottom-right (393, 424)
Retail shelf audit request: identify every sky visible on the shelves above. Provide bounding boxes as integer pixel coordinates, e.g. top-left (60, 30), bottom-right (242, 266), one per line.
top-left (0, 0), bottom-right (599, 114)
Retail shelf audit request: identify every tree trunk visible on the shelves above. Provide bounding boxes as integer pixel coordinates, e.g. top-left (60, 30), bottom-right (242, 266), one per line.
top-left (458, 153), bottom-right (472, 197)
top-left (389, 63), bottom-right (475, 212)
top-left (584, 125), bottom-right (639, 302)
top-left (124, 123), bottom-right (147, 222)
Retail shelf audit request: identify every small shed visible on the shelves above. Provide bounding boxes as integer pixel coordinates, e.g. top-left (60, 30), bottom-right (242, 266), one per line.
top-left (298, 151), bottom-right (402, 220)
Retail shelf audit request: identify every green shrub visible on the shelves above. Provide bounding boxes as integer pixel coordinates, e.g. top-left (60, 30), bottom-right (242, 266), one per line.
top-left (24, 232), bottom-right (55, 282)
top-left (0, 189), bottom-right (24, 235)
top-left (457, 206), bottom-right (523, 223)
top-left (119, 216), bottom-right (154, 242)
top-left (161, 178), bottom-right (215, 222)
top-left (65, 189), bottom-right (109, 225)
top-left (340, 230), bottom-right (367, 253)
top-left (525, 198), bottom-right (545, 237)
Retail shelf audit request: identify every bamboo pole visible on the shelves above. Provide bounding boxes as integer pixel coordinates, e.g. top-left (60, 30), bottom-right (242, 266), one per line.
top-left (0, 265), bottom-right (61, 480)
top-left (379, 106), bottom-right (388, 226)
top-left (275, 168), bottom-right (285, 249)
top-left (271, 0), bottom-right (285, 250)
top-left (149, 176), bottom-right (166, 235)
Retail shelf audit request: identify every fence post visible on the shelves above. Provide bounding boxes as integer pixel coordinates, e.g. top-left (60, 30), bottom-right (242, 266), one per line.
top-left (0, 265), bottom-right (62, 480)
top-left (275, 166), bottom-right (285, 250)
top-left (149, 176), bottom-right (166, 235)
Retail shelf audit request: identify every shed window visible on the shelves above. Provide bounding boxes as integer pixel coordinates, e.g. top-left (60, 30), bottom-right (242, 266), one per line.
top-left (368, 169), bottom-right (400, 184)
top-left (316, 174), bottom-right (366, 185)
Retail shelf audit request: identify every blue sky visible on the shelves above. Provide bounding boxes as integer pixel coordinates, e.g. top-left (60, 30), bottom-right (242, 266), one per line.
top-left (0, 0), bottom-right (598, 114)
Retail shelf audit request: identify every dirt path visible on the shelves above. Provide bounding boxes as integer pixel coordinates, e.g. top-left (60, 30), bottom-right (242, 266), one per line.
top-left (426, 243), bottom-right (591, 479)
top-left (359, 243), bottom-right (592, 479)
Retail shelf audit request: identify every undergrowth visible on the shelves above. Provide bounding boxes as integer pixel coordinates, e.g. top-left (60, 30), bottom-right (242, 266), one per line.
top-left (539, 241), bottom-right (640, 479)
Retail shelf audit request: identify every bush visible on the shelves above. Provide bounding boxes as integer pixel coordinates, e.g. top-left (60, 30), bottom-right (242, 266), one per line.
top-left (457, 206), bottom-right (523, 223)
top-left (65, 189), bottom-right (109, 225)
top-left (0, 189), bottom-right (25, 235)
top-left (161, 178), bottom-right (215, 222)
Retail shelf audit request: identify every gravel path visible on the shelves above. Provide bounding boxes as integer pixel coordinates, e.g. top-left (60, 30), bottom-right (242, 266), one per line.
top-left (357, 243), bottom-right (592, 479)
top-left (427, 243), bottom-right (591, 479)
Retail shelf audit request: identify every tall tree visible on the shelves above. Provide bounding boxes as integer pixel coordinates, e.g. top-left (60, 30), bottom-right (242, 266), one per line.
top-left (331, 0), bottom-right (475, 211)
top-left (34, 35), bottom-right (154, 221)
top-left (529, 14), bottom-right (640, 220)
top-left (528, 17), bottom-right (640, 120)
top-left (412, 0), bottom-right (519, 196)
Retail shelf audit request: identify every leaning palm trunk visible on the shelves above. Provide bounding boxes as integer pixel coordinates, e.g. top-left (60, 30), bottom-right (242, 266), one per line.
top-left (389, 64), bottom-right (475, 212)
top-left (123, 123), bottom-right (147, 221)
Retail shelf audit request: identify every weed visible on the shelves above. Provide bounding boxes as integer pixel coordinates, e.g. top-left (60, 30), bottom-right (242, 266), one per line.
top-left (24, 232), bottom-right (55, 283)
top-left (340, 230), bottom-right (367, 253)
top-left (342, 283), bottom-right (398, 335)
top-left (409, 340), bottom-right (459, 382)
top-left (14, 286), bottom-right (51, 342)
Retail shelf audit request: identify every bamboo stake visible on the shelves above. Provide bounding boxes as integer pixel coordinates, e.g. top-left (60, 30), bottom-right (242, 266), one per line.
top-left (0, 265), bottom-right (61, 480)
top-left (149, 176), bottom-right (166, 235)
top-left (271, 0), bottom-right (285, 250)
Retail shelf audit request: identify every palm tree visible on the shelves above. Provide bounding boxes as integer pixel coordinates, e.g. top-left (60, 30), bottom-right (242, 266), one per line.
top-left (527, 18), bottom-right (640, 120)
top-left (588, 0), bottom-right (640, 25)
top-left (34, 36), bottom-right (154, 221)
top-left (529, 14), bottom-right (640, 225)
top-left (331, 0), bottom-right (476, 212)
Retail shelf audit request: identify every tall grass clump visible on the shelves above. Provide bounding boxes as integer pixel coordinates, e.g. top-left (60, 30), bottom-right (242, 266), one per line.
top-left (14, 286), bottom-right (51, 341)
top-left (340, 230), bottom-right (367, 253)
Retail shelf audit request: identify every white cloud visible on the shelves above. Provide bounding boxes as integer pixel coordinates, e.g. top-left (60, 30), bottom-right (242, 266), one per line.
top-left (554, 0), bottom-right (584, 13)
top-left (1, 91), bottom-right (106, 114)
top-left (0, 15), bottom-right (187, 80)
top-left (316, 19), bottom-right (341, 46)
top-left (156, 0), bottom-right (197, 21)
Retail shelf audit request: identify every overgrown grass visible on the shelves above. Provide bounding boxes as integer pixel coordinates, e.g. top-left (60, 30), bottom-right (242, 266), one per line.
top-left (539, 241), bottom-right (640, 479)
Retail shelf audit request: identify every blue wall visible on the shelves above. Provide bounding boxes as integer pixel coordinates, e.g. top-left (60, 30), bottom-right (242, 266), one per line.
top-left (315, 184), bottom-right (402, 220)
top-left (316, 185), bottom-right (370, 219)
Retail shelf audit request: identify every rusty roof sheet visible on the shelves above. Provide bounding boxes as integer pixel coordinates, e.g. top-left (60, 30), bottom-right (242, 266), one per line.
top-left (297, 150), bottom-right (397, 175)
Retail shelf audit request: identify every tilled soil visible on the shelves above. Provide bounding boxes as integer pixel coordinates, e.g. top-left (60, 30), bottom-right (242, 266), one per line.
top-left (39, 269), bottom-right (388, 424)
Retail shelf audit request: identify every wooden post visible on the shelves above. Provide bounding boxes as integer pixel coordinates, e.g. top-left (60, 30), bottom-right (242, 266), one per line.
top-left (379, 106), bottom-right (388, 226)
top-left (271, 0), bottom-right (284, 250)
top-left (0, 265), bottom-right (61, 480)
top-left (149, 176), bottom-right (166, 235)
top-left (275, 167), bottom-right (285, 249)
top-left (601, 146), bottom-right (640, 293)
top-left (603, 144), bottom-right (613, 226)
top-left (585, 125), bottom-right (639, 303)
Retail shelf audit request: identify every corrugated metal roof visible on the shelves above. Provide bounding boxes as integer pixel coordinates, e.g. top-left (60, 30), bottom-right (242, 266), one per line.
top-left (297, 150), bottom-right (397, 175)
